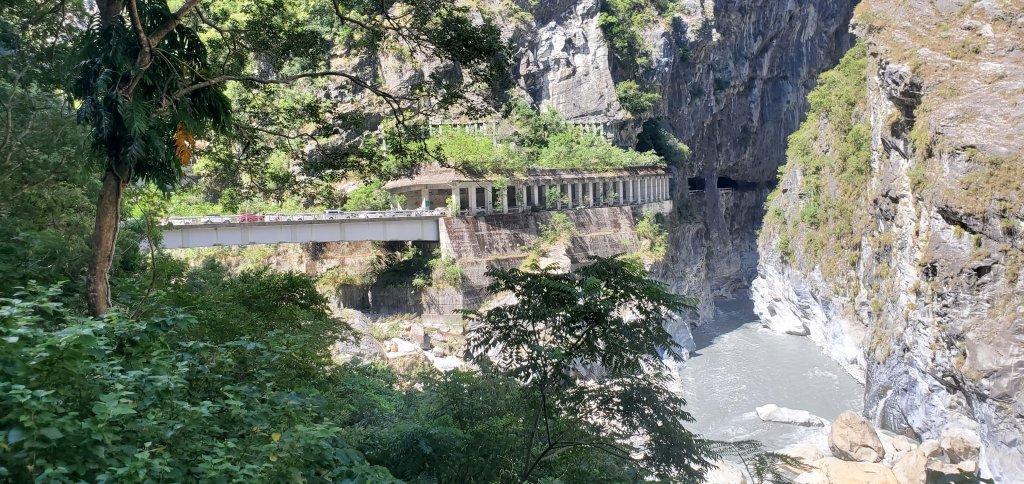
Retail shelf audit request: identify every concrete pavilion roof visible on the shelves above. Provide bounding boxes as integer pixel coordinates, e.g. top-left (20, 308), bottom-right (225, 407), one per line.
top-left (384, 164), bottom-right (669, 192)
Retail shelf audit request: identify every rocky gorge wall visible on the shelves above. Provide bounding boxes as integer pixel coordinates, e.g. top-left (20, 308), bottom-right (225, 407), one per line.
top-left (512, 0), bottom-right (858, 312)
top-left (754, 1), bottom-right (1024, 480)
top-left (365, 0), bottom-right (858, 321)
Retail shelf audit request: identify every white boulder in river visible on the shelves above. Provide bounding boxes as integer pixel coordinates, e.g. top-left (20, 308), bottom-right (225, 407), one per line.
top-left (755, 404), bottom-right (830, 427)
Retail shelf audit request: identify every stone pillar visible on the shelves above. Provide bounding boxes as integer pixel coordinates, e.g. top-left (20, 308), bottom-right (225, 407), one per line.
top-left (468, 185), bottom-right (477, 214)
top-left (596, 180), bottom-right (604, 206)
top-left (625, 178), bottom-right (633, 204)
top-left (584, 181), bottom-right (593, 206)
top-left (501, 184), bottom-right (510, 214)
top-left (615, 179), bottom-right (623, 205)
top-left (451, 185), bottom-right (461, 213)
top-left (532, 184), bottom-right (540, 209)
top-left (565, 183), bottom-right (573, 209)
top-left (485, 185), bottom-right (494, 214)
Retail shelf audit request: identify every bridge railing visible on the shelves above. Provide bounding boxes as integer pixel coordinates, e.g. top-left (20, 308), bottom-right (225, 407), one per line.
top-left (165, 209), bottom-right (447, 226)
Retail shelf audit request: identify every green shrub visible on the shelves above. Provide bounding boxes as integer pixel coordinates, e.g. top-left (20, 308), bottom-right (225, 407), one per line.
top-left (0, 284), bottom-right (395, 483)
top-left (635, 210), bottom-right (668, 261)
top-left (615, 80), bottom-right (660, 116)
top-left (778, 233), bottom-right (794, 263)
top-left (430, 100), bottom-right (665, 175)
top-left (799, 201), bottom-right (821, 227)
top-left (636, 119), bottom-right (691, 166)
top-left (598, 0), bottom-right (670, 75)
top-left (428, 252), bottom-right (464, 288)
top-left (344, 179), bottom-right (401, 211)
top-left (427, 131), bottom-right (521, 173)
top-left (539, 212), bottom-right (577, 245)
top-left (536, 129), bottom-right (661, 169)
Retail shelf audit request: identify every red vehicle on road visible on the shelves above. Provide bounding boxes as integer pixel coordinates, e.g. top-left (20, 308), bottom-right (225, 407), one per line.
top-left (237, 213), bottom-right (265, 223)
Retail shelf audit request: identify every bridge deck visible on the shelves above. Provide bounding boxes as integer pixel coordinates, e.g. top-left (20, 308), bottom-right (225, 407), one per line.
top-left (161, 211), bottom-right (444, 249)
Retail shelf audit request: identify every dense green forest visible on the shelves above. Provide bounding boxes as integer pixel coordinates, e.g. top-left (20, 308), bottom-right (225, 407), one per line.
top-left (0, 1), bottom-right (799, 482)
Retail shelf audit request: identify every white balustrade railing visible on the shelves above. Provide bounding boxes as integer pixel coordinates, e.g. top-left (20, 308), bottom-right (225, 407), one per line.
top-left (164, 209), bottom-right (447, 226)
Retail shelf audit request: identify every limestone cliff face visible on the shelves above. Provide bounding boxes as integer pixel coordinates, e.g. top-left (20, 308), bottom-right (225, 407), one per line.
top-left (754, 1), bottom-right (1024, 480)
top-left (366, 0), bottom-right (857, 325)
top-left (495, 0), bottom-right (859, 319)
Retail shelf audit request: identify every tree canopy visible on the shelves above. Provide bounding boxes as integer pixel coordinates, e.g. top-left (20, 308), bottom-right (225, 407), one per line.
top-left (465, 257), bottom-right (715, 481)
top-left (12, 0), bottom-right (508, 315)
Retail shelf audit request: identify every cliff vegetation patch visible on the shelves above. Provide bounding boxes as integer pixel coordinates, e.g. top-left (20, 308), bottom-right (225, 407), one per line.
top-left (761, 42), bottom-right (872, 290)
top-left (428, 101), bottom-right (664, 174)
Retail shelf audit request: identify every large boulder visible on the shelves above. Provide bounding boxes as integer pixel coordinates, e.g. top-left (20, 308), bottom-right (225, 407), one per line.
top-left (408, 324), bottom-right (432, 350)
top-left (756, 404), bottom-right (830, 427)
top-left (817, 457), bottom-right (899, 484)
top-left (829, 411), bottom-right (886, 463)
top-left (388, 350), bottom-right (431, 374)
top-left (938, 428), bottom-right (980, 464)
top-left (925, 459), bottom-right (979, 481)
top-left (918, 439), bottom-right (942, 459)
top-left (793, 469), bottom-right (827, 484)
top-left (890, 435), bottom-right (918, 453)
top-left (782, 443), bottom-right (827, 465)
top-left (890, 449), bottom-right (927, 484)
top-left (332, 310), bottom-right (386, 362)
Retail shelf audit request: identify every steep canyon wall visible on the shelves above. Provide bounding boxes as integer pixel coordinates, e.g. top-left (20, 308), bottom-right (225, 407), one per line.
top-left (369, 0), bottom-right (858, 321)
top-left (515, 0), bottom-right (857, 314)
top-left (754, 1), bottom-right (1024, 479)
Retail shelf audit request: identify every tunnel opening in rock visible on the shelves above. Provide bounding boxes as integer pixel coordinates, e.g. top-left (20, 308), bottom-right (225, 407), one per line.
top-left (688, 177), bottom-right (706, 191)
top-left (717, 177), bottom-right (739, 190)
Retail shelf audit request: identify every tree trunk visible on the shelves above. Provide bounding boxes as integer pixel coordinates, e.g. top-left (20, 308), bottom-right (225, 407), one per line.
top-left (96, 0), bottom-right (125, 28)
top-left (87, 168), bottom-right (126, 316)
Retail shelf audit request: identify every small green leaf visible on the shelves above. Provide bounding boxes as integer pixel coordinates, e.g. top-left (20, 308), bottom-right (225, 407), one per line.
top-left (39, 427), bottom-right (63, 440)
top-left (6, 428), bottom-right (27, 445)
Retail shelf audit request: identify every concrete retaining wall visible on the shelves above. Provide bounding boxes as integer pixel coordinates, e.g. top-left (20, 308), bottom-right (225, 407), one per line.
top-left (337, 202), bottom-right (672, 319)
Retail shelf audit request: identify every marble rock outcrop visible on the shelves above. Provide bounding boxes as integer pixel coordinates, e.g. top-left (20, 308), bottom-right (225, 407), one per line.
top-left (755, 0), bottom-right (1024, 480)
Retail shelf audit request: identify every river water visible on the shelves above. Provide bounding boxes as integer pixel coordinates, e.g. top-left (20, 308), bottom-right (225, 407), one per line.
top-left (672, 298), bottom-right (864, 451)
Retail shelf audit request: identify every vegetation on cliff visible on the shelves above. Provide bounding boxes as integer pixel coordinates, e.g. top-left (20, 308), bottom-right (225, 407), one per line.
top-left (761, 42), bottom-right (872, 291)
top-left (428, 100), bottom-right (663, 174)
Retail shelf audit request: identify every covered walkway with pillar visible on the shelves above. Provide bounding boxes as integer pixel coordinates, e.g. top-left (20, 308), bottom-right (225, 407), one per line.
top-left (384, 165), bottom-right (672, 216)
